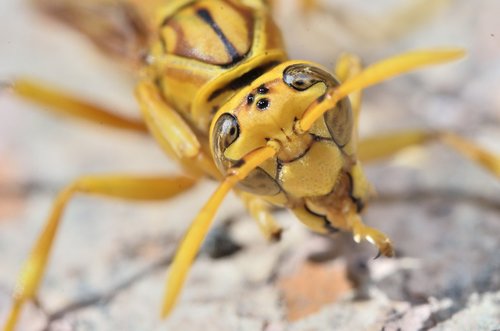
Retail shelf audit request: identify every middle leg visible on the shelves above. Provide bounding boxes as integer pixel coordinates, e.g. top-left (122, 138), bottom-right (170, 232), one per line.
top-left (358, 129), bottom-right (500, 179)
top-left (239, 191), bottom-right (283, 241)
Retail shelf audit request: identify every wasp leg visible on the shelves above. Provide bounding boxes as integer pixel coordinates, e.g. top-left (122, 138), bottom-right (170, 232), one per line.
top-left (440, 132), bottom-right (500, 178)
top-left (135, 80), bottom-right (221, 179)
top-left (3, 175), bottom-right (197, 331)
top-left (358, 130), bottom-right (438, 163)
top-left (292, 203), bottom-right (394, 257)
top-left (6, 79), bottom-right (148, 133)
top-left (348, 212), bottom-right (394, 258)
top-left (238, 191), bottom-right (283, 241)
top-left (358, 130), bottom-right (500, 178)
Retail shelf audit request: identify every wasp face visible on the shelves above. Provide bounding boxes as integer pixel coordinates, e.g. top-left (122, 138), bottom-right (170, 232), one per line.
top-left (210, 61), bottom-right (354, 199)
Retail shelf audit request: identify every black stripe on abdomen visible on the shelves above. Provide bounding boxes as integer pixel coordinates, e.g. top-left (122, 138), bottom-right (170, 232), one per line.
top-left (196, 8), bottom-right (244, 64)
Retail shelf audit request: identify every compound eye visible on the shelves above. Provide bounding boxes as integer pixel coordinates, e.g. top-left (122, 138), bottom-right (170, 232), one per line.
top-left (213, 113), bottom-right (239, 150)
top-left (324, 97), bottom-right (353, 148)
top-left (283, 64), bottom-right (334, 91)
top-left (211, 113), bottom-right (281, 196)
top-left (212, 113), bottom-right (240, 172)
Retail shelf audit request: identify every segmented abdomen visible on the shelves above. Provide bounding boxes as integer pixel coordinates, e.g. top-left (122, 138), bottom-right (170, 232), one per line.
top-left (160, 0), bottom-right (254, 66)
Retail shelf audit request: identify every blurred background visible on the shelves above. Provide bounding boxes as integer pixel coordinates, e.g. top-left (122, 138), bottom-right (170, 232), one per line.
top-left (0, 0), bottom-right (499, 330)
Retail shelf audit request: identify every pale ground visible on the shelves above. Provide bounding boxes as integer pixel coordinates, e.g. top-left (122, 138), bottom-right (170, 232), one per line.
top-left (0, 0), bottom-right (499, 330)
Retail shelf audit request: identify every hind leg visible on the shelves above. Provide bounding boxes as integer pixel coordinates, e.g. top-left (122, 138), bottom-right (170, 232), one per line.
top-left (3, 175), bottom-right (196, 331)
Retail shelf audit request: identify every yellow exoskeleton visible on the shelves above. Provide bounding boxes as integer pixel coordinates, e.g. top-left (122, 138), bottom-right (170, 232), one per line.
top-left (3, 0), bottom-right (500, 329)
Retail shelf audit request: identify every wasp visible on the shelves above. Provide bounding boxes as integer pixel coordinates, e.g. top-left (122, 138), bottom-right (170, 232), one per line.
top-left (2, 0), bottom-right (499, 329)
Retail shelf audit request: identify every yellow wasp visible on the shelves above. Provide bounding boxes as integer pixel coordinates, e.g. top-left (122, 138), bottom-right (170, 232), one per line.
top-left (3, 0), bottom-right (499, 329)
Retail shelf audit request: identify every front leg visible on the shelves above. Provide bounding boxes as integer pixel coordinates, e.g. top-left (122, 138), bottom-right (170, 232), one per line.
top-left (292, 202), bottom-right (394, 258)
top-left (349, 212), bottom-right (394, 258)
top-left (135, 80), bottom-right (221, 179)
top-left (238, 191), bottom-right (283, 241)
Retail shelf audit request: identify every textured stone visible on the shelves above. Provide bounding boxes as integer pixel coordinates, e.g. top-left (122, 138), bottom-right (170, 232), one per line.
top-left (0, 0), bottom-right (499, 330)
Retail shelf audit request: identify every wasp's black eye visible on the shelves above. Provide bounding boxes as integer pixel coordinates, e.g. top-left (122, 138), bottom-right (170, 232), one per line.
top-left (211, 113), bottom-right (281, 196)
top-left (256, 98), bottom-right (270, 110)
top-left (247, 93), bottom-right (255, 104)
top-left (324, 96), bottom-right (353, 148)
top-left (257, 85), bottom-right (269, 94)
top-left (213, 113), bottom-right (240, 155)
top-left (283, 64), bottom-right (336, 91)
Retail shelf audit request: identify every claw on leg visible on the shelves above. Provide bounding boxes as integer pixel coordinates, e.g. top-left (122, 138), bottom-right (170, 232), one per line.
top-left (351, 214), bottom-right (394, 258)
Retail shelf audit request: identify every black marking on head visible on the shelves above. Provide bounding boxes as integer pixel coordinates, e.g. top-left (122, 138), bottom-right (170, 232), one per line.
top-left (247, 93), bottom-right (255, 105)
top-left (208, 62), bottom-right (280, 102)
top-left (257, 85), bottom-right (269, 94)
top-left (196, 8), bottom-right (244, 64)
top-left (256, 98), bottom-right (270, 111)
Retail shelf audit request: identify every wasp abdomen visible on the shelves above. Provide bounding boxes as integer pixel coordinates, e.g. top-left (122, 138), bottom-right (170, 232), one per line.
top-left (160, 0), bottom-right (253, 66)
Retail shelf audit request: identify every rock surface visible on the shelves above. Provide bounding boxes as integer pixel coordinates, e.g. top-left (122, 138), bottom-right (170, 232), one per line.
top-left (0, 0), bottom-right (499, 330)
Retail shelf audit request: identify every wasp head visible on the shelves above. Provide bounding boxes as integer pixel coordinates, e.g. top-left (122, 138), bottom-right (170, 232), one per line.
top-left (210, 61), bottom-right (355, 199)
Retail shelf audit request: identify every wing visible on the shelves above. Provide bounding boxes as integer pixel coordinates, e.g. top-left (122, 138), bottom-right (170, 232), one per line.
top-left (32, 0), bottom-right (164, 67)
